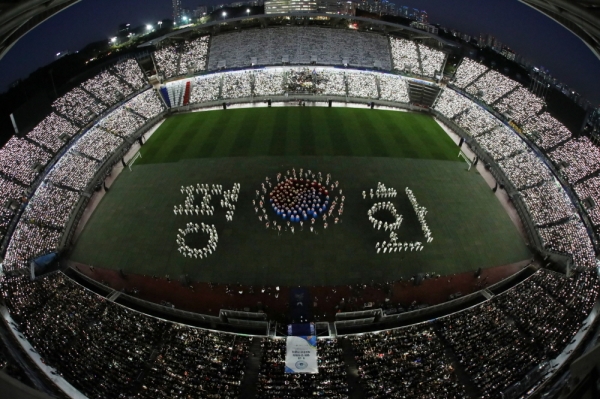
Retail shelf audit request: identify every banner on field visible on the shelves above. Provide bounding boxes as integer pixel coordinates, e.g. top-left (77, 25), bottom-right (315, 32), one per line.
top-left (285, 335), bottom-right (318, 374)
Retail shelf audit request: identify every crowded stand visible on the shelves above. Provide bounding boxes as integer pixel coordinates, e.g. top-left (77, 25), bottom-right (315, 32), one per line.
top-left (378, 74), bottom-right (410, 103)
top-left (124, 89), bottom-right (166, 120)
top-left (538, 218), bottom-right (597, 268)
top-left (346, 71), bottom-right (378, 99)
top-left (497, 151), bottom-right (554, 190)
top-left (522, 112), bottom-right (572, 150)
top-left (285, 68), bottom-right (344, 96)
top-left (0, 177), bottom-right (25, 218)
top-left (2, 273), bottom-right (171, 399)
top-left (81, 71), bottom-right (134, 107)
top-left (154, 45), bottom-right (180, 80)
top-left (465, 69), bottom-right (518, 105)
top-left (437, 302), bottom-right (544, 398)
top-left (143, 326), bottom-right (249, 398)
top-left (495, 279), bottom-right (582, 357)
top-left (222, 71), bottom-right (253, 99)
top-left (0, 33), bottom-right (599, 399)
top-left (52, 87), bottom-right (107, 126)
top-left (451, 58), bottom-right (488, 89)
top-left (349, 325), bottom-right (466, 398)
top-left (22, 184), bottom-right (79, 229)
top-left (110, 59), bottom-right (148, 91)
top-left (190, 75), bottom-right (221, 103)
top-left (454, 103), bottom-right (501, 137)
top-left (179, 36), bottom-right (210, 75)
top-left (417, 44), bottom-right (446, 78)
top-left (26, 113), bottom-right (79, 153)
top-left (46, 152), bottom-right (99, 191)
top-left (256, 338), bottom-right (349, 399)
top-left (314, 69), bottom-right (347, 96)
top-left (253, 70), bottom-right (285, 97)
top-left (495, 86), bottom-right (545, 124)
top-left (574, 175), bottom-right (600, 225)
top-left (72, 127), bottom-right (124, 161)
top-left (475, 125), bottom-right (529, 161)
top-left (520, 182), bottom-right (576, 226)
top-left (208, 27), bottom-right (392, 71)
top-left (548, 137), bottom-right (600, 184)
top-left (389, 37), bottom-right (420, 74)
top-left (0, 137), bottom-right (51, 185)
top-left (98, 107), bottom-right (146, 138)
top-left (432, 88), bottom-right (472, 119)
top-left (531, 268), bottom-right (599, 318)
top-left (2, 222), bottom-right (61, 272)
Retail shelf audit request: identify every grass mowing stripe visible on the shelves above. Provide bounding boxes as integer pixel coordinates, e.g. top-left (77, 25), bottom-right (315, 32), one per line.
top-left (138, 108), bottom-right (461, 163)
top-left (285, 107), bottom-right (302, 156)
top-left (230, 110), bottom-right (257, 157)
top-left (211, 109), bottom-right (247, 157)
top-left (268, 108), bottom-right (288, 156)
top-left (326, 109), bottom-right (353, 156)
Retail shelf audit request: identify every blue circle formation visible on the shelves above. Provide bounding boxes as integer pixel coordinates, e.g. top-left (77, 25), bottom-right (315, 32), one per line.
top-left (269, 178), bottom-right (329, 223)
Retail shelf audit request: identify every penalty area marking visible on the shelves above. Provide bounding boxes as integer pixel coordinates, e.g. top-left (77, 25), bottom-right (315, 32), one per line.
top-left (458, 150), bottom-right (473, 171)
top-left (128, 152), bottom-right (142, 171)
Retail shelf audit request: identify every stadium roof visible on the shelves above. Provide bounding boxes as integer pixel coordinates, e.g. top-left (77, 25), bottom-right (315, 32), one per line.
top-left (0, 0), bottom-right (80, 60)
top-left (519, 0), bottom-right (600, 59)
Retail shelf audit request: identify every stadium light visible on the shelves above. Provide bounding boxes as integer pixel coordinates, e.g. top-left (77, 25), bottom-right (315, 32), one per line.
top-left (222, 11), bottom-right (227, 20)
top-left (146, 24), bottom-right (153, 31)
top-left (110, 37), bottom-right (117, 43)
top-left (247, 8), bottom-right (250, 15)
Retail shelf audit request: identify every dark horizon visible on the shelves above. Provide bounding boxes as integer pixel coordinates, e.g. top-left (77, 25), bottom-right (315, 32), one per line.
top-left (0, 0), bottom-right (599, 105)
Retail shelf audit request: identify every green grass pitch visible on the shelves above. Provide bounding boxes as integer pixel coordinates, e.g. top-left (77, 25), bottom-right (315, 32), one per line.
top-left (137, 108), bottom-right (459, 162)
top-left (70, 107), bottom-right (531, 286)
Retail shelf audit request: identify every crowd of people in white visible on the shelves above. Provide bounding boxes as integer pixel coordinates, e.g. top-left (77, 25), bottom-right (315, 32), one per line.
top-left (523, 112), bottom-right (572, 150)
top-left (176, 222), bottom-right (218, 259)
top-left (52, 87), bottom-right (106, 126)
top-left (72, 127), bottom-right (124, 161)
top-left (520, 182), bottom-right (576, 226)
top-left (153, 45), bottom-right (179, 80)
top-left (98, 107), bottom-right (146, 138)
top-left (81, 71), bottom-right (134, 107)
top-left (0, 137), bottom-right (51, 185)
top-left (190, 75), bottom-right (221, 103)
top-left (574, 176), bottom-right (600, 225)
top-left (434, 82), bottom-right (597, 270)
top-left (0, 178), bottom-right (25, 219)
top-left (406, 187), bottom-right (433, 243)
top-left (2, 223), bottom-right (61, 271)
top-left (497, 151), bottom-right (554, 190)
top-left (221, 71), bottom-right (252, 99)
top-left (465, 69), bottom-right (519, 105)
top-left (207, 26), bottom-right (392, 71)
top-left (0, 32), bottom-right (598, 399)
top-left (26, 113), bottom-right (78, 153)
top-left (475, 125), bottom-right (529, 161)
top-left (46, 152), bottom-right (99, 191)
top-left (346, 71), bottom-right (379, 99)
top-left (548, 137), bottom-right (600, 184)
top-left (23, 184), bottom-right (79, 229)
top-left (452, 58), bottom-right (488, 89)
top-left (110, 59), bottom-right (148, 91)
top-left (179, 36), bottom-right (210, 75)
top-left (124, 89), bottom-right (166, 119)
top-left (253, 70), bottom-right (285, 97)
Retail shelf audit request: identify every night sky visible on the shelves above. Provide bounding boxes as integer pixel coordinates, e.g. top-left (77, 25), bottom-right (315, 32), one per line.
top-left (0, 0), bottom-right (599, 104)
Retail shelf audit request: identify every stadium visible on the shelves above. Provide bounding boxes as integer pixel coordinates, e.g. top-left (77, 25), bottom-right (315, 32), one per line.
top-left (0, 3), bottom-right (600, 399)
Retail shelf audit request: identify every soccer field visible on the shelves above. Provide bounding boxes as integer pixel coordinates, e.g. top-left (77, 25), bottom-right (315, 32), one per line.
top-left (136, 107), bottom-right (459, 162)
top-left (70, 107), bottom-right (531, 286)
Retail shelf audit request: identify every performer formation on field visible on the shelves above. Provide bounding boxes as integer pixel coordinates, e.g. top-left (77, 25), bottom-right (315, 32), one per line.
top-left (254, 168), bottom-right (344, 234)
